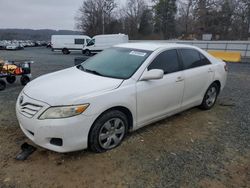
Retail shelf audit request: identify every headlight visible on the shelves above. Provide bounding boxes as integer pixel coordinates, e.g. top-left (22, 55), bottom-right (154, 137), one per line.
top-left (39, 104), bottom-right (89, 120)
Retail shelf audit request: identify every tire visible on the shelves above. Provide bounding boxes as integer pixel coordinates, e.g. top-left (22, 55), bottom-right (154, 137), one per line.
top-left (20, 75), bottom-right (30, 86)
top-left (0, 79), bottom-right (6, 91)
top-left (89, 110), bottom-right (128, 153)
top-left (62, 48), bottom-right (70, 55)
top-left (200, 83), bottom-right (219, 110)
top-left (6, 76), bottom-right (16, 84)
top-left (85, 50), bottom-right (91, 56)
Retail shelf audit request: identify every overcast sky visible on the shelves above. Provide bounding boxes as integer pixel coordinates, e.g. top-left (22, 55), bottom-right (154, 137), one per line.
top-left (0, 0), bottom-right (85, 30)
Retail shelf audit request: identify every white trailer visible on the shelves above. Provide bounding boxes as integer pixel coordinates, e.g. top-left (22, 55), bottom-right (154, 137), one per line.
top-left (51, 35), bottom-right (91, 54)
top-left (82, 34), bottom-right (129, 56)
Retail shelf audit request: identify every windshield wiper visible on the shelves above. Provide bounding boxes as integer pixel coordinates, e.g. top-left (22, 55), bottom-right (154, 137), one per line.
top-left (84, 68), bottom-right (103, 76)
top-left (77, 65), bottom-right (104, 76)
top-left (77, 64), bottom-right (84, 70)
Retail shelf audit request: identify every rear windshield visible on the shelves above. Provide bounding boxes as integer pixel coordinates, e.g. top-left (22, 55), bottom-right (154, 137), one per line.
top-left (79, 47), bottom-right (152, 79)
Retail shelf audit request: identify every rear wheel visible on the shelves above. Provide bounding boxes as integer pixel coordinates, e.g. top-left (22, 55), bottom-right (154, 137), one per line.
top-left (6, 76), bottom-right (16, 84)
top-left (62, 48), bottom-right (70, 55)
top-left (89, 110), bottom-right (128, 153)
top-left (20, 75), bottom-right (30, 86)
top-left (0, 79), bottom-right (6, 91)
top-left (200, 83), bottom-right (219, 110)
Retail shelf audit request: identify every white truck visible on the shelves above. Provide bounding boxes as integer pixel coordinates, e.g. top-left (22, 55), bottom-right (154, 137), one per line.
top-left (82, 34), bottom-right (129, 56)
top-left (51, 35), bottom-right (91, 55)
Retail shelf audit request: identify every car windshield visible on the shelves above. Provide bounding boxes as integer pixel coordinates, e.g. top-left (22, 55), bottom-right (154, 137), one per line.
top-left (78, 47), bottom-right (152, 79)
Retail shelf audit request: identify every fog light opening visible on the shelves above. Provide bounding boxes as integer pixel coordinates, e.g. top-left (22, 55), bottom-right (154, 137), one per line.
top-left (28, 130), bottom-right (34, 136)
top-left (50, 138), bottom-right (63, 146)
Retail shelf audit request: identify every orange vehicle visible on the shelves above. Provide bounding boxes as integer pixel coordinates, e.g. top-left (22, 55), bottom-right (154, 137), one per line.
top-left (0, 59), bottom-right (33, 91)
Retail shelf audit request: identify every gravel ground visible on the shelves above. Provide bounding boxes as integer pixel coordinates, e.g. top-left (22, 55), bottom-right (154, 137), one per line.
top-left (0, 48), bottom-right (249, 188)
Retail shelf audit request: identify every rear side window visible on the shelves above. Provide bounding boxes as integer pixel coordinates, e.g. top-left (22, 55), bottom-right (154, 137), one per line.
top-left (148, 50), bottom-right (180, 74)
top-left (199, 53), bottom-right (211, 66)
top-left (75, 39), bottom-right (85, 44)
top-left (180, 49), bottom-right (211, 69)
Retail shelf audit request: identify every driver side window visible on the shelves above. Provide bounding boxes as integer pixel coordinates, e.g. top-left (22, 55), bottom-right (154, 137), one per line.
top-left (87, 39), bottom-right (95, 46)
top-left (86, 39), bottom-right (91, 44)
top-left (148, 49), bottom-right (181, 74)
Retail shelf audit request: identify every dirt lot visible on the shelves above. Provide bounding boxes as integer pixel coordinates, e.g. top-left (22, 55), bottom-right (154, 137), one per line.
top-left (0, 48), bottom-right (249, 188)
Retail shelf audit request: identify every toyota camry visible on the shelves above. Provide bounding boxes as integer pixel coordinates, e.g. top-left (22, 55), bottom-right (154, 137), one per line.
top-left (16, 43), bottom-right (227, 153)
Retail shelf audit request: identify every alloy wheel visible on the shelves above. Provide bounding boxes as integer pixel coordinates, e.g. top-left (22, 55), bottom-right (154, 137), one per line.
top-left (206, 86), bottom-right (217, 107)
top-left (98, 118), bottom-right (125, 150)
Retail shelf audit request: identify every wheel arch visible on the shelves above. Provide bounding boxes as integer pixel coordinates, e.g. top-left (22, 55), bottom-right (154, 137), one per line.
top-left (213, 80), bottom-right (221, 94)
top-left (87, 106), bottom-right (134, 146)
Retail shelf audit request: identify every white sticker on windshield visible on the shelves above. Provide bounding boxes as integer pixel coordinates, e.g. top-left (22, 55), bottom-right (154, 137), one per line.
top-left (129, 51), bottom-right (146, 57)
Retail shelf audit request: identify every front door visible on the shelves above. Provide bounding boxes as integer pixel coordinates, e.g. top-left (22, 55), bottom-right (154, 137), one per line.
top-left (136, 49), bottom-right (185, 127)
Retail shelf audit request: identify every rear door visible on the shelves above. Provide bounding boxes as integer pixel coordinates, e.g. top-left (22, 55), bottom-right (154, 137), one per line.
top-left (136, 49), bottom-right (184, 127)
top-left (178, 48), bottom-right (214, 109)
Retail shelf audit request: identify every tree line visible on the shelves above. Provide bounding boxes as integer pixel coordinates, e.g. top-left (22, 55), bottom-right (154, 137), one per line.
top-left (0, 29), bottom-right (80, 41)
top-left (75, 0), bottom-right (250, 40)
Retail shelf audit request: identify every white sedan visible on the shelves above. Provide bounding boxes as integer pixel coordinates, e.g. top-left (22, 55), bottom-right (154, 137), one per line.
top-left (6, 43), bottom-right (23, 50)
top-left (6, 44), bottom-right (19, 50)
top-left (16, 43), bottom-right (227, 153)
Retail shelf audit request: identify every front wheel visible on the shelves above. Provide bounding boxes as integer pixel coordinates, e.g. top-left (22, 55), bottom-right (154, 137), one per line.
top-left (20, 75), bottom-right (30, 86)
top-left (200, 83), bottom-right (219, 110)
top-left (6, 76), bottom-right (16, 84)
top-left (0, 79), bottom-right (6, 91)
top-left (85, 50), bottom-right (91, 56)
top-left (89, 110), bottom-right (128, 153)
top-left (62, 48), bottom-right (70, 55)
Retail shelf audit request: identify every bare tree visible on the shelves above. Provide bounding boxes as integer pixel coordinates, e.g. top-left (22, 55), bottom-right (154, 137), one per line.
top-left (231, 0), bottom-right (250, 39)
top-left (75, 0), bottom-right (250, 40)
top-left (97, 0), bottom-right (116, 34)
top-left (123, 0), bottom-right (147, 38)
top-left (178, 0), bottom-right (194, 35)
top-left (75, 0), bottom-right (116, 36)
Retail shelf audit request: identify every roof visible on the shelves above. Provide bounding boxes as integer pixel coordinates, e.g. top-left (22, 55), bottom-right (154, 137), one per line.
top-left (94, 34), bottom-right (127, 38)
top-left (52, 35), bottom-right (91, 38)
top-left (115, 42), bottom-right (198, 51)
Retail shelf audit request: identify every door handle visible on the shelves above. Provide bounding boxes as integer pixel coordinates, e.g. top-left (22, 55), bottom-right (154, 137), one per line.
top-left (208, 68), bottom-right (214, 73)
top-left (176, 77), bottom-right (184, 82)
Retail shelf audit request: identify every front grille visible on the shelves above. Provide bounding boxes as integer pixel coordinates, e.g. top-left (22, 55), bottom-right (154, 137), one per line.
top-left (20, 102), bottom-right (43, 118)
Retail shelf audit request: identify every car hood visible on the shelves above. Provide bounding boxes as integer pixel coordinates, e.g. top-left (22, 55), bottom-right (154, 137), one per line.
top-left (23, 67), bottom-right (123, 106)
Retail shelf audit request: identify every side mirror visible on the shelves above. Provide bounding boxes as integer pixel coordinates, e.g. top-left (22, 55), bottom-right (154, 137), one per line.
top-left (140, 69), bottom-right (164, 81)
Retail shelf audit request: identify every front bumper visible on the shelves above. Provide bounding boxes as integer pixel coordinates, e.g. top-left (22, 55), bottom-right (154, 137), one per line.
top-left (16, 93), bottom-right (96, 153)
